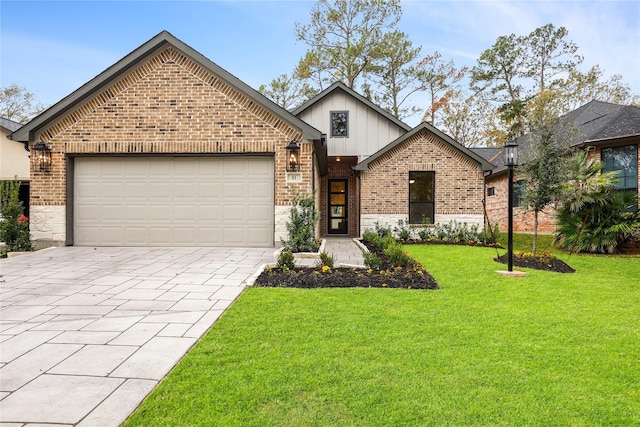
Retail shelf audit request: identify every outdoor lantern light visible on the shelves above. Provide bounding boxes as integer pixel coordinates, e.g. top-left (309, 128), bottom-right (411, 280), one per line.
top-left (504, 139), bottom-right (519, 167)
top-left (504, 140), bottom-right (519, 272)
top-left (286, 140), bottom-right (300, 172)
top-left (33, 141), bottom-right (52, 173)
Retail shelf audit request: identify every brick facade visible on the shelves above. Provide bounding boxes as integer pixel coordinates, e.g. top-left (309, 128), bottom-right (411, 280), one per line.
top-left (484, 173), bottom-right (557, 234)
top-left (359, 129), bottom-right (485, 229)
top-left (28, 46), bottom-right (314, 245)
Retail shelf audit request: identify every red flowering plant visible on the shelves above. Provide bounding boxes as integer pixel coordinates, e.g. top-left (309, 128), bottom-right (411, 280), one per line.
top-left (1, 181), bottom-right (33, 253)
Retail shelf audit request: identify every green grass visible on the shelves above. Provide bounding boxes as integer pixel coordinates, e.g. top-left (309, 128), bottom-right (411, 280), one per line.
top-left (124, 244), bottom-right (640, 427)
top-left (496, 232), bottom-right (558, 254)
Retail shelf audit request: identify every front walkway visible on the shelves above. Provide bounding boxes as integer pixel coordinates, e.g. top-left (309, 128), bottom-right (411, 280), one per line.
top-left (321, 237), bottom-right (366, 267)
top-left (0, 246), bottom-right (273, 426)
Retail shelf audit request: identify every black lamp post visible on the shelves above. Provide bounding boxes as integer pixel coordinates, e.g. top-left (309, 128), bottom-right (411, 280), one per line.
top-left (286, 140), bottom-right (300, 172)
top-left (33, 141), bottom-right (52, 173)
top-left (504, 140), bottom-right (519, 272)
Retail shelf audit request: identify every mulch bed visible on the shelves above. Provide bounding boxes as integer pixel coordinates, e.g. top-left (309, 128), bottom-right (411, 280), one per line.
top-left (254, 242), bottom-right (439, 290)
top-left (494, 254), bottom-right (576, 273)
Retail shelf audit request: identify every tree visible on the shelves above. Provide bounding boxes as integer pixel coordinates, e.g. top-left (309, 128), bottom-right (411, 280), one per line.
top-left (438, 90), bottom-right (506, 147)
top-left (555, 65), bottom-right (640, 112)
top-left (417, 51), bottom-right (467, 125)
top-left (523, 24), bottom-right (583, 92)
top-left (258, 74), bottom-right (317, 109)
top-left (294, 0), bottom-right (402, 90)
top-left (0, 84), bottom-right (46, 123)
top-left (471, 34), bottom-right (527, 138)
top-left (368, 30), bottom-right (422, 120)
top-left (518, 90), bottom-right (572, 254)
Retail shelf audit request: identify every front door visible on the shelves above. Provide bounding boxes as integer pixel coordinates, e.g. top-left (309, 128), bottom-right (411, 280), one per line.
top-left (328, 179), bottom-right (348, 234)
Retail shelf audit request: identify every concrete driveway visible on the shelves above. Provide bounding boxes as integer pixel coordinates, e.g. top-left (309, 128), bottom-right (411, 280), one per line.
top-left (0, 246), bottom-right (272, 426)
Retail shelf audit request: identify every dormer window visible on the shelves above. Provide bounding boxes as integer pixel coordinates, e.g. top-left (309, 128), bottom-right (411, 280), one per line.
top-left (330, 111), bottom-right (348, 137)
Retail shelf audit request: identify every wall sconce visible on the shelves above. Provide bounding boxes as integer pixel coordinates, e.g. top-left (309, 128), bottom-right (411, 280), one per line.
top-left (286, 140), bottom-right (300, 172)
top-left (33, 141), bottom-right (52, 172)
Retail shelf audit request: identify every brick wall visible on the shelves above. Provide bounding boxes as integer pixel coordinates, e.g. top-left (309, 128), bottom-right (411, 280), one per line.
top-left (359, 129), bottom-right (485, 225)
top-left (29, 46), bottom-right (315, 245)
top-left (484, 173), bottom-right (557, 234)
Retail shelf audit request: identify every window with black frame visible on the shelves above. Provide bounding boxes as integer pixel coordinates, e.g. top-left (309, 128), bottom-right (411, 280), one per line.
top-left (602, 144), bottom-right (638, 209)
top-left (409, 171), bottom-right (434, 224)
top-left (330, 111), bottom-right (348, 137)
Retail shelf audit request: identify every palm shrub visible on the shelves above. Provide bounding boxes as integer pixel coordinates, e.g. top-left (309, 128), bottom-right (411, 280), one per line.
top-left (555, 151), bottom-right (640, 254)
top-left (1, 180), bottom-right (33, 252)
top-left (281, 192), bottom-right (320, 253)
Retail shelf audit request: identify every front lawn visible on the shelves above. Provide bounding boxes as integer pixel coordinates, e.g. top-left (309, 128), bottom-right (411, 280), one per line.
top-left (124, 244), bottom-right (640, 426)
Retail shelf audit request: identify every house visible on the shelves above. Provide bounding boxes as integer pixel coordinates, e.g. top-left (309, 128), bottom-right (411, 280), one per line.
top-left (1, 117), bottom-right (30, 215)
top-left (11, 31), bottom-right (492, 249)
top-left (474, 100), bottom-right (640, 234)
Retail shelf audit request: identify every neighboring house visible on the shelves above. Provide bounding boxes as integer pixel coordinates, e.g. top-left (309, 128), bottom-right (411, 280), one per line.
top-left (11, 31), bottom-right (493, 248)
top-left (474, 100), bottom-right (640, 234)
top-left (1, 117), bottom-right (30, 216)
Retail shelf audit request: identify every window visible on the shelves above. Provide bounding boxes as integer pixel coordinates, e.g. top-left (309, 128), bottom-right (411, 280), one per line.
top-left (330, 111), bottom-right (348, 137)
top-left (487, 187), bottom-right (495, 197)
top-left (409, 171), bottom-right (434, 224)
top-left (602, 145), bottom-right (638, 192)
top-left (513, 180), bottom-right (526, 208)
top-left (602, 144), bottom-right (638, 210)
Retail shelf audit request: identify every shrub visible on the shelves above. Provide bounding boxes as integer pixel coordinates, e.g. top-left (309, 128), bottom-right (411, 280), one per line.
top-left (555, 190), bottom-right (640, 254)
top-left (362, 230), bottom-right (380, 246)
top-left (555, 152), bottom-right (640, 254)
top-left (394, 219), bottom-right (412, 242)
top-left (276, 248), bottom-right (296, 270)
top-left (316, 251), bottom-right (335, 269)
top-left (281, 192), bottom-right (320, 253)
top-left (383, 242), bottom-right (412, 268)
top-left (0, 180), bottom-right (33, 252)
top-left (374, 221), bottom-right (392, 238)
top-left (363, 251), bottom-right (381, 270)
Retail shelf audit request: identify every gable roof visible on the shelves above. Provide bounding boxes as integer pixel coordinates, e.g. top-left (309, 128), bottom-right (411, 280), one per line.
top-left (474, 100), bottom-right (640, 174)
top-left (1, 117), bottom-right (22, 133)
top-left (11, 31), bottom-right (322, 143)
top-left (292, 81), bottom-right (412, 132)
top-left (354, 121), bottom-right (494, 172)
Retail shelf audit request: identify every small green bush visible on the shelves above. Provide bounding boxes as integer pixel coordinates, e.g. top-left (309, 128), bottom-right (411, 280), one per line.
top-left (276, 249), bottom-right (296, 270)
top-left (394, 219), bottom-right (412, 242)
top-left (316, 251), bottom-right (335, 269)
top-left (363, 251), bottom-right (382, 270)
top-left (374, 221), bottom-right (392, 238)
top-left (281, 192), bottom-right (320, 253)
top-left (384, 242), bottom-right (411, 268)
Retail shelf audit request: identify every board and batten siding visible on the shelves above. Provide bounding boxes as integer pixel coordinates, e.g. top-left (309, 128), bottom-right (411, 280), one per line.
top-left (297, 90), bottom-right (406, 159)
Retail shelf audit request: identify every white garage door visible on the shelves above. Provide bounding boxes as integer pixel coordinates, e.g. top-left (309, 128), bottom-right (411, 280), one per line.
top-left (73, 156), bottom-right (274, 247)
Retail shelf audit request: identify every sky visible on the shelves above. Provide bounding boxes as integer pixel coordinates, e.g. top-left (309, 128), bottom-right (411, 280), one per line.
top-left (1, 0), bottom-right (639, 127)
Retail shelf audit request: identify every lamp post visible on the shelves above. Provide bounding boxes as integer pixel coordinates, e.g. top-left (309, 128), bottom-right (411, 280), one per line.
top-left (504, 140), bottom-right (519, 272)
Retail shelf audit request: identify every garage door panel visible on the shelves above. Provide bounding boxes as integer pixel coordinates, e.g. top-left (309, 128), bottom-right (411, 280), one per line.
top-left (74, 156), bottom-right (274, 247)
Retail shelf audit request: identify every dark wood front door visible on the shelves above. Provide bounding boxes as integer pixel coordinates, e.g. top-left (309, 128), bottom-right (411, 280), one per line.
top-left (328, 179), bottom-right (348, 234)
